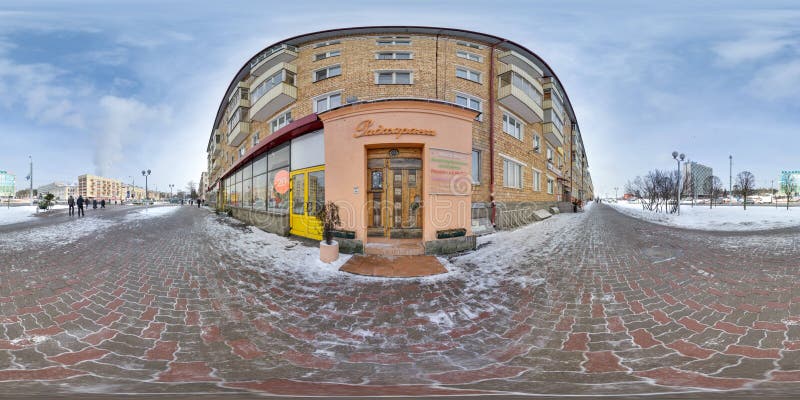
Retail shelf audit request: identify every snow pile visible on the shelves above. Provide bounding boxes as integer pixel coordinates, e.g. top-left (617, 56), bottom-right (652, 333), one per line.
top-left (446, 210), bottom-right (586, 289)
top-left (123, 205), bottom-right (180, 221)
top-left (610, 201), bottom-right (800, 231)
top-left (0, 205), bottom-right (66, 226)
top-left (0, 216), bottom-right (114, 251)
top-left (203, 215), bottom-right (351, 281)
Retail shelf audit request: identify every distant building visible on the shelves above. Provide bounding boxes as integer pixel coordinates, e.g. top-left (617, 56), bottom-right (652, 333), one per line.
top-left (38, 182), bottom-right (77, 200)
top-left (780, 170), bottom-right (800, 195)
top-left (0, 170), bottom-right (15, 198)
top-left (78, 174), bottom-right (124, 200)
top-left (683, 162), bottom-right (713, 196)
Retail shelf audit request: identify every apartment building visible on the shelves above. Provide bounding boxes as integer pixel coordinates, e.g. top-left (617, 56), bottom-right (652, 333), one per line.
top-left (37, 182), bottom-right (77, 200)
top-left (204, 27), bottom-right (592, 255)
top-left (0, 170), bottom-right (14, 198)
top-left (77, 174), bottom-right (124, 200)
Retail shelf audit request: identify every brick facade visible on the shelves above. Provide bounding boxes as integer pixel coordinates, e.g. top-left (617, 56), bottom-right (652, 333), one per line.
top-left (206, 28), bottom-right (593, 231)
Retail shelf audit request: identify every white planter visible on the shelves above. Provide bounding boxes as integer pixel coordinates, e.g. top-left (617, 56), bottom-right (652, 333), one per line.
top-left (319, 240), bottom-right (339, 263)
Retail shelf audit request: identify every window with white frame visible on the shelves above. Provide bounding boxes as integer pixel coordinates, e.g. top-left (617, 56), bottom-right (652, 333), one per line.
top-left (376, 51), bottom-right (412, 60)
top-left (314, 50), bottom-right (341, 61)
top-left (252, 131), bottom-right (260, 146)
top-left (313, 64), bottom-right (341, 82)
top-left (455, 93), bottom-right (482, 120)
top-left (533, 169), bottom-right (542, 191)
top-left (238, 146), bottom-right (246, 158)
top-left (503, 159), bottom-right (523, 189)
top-left (502, 112), bottom-right (523, 140)
top-left (471, 150), bottom-right (481, 184)
top-left (456, 67), bottom-right (481, 83)
top-left (376, 36), bottom-right (411, 45)
top-left (533, 134), bottom-right (541, 151)
top-left (547, 176), bottom-right (555, 194)
top-left (456, 40), bottom-right (483, 50)
top-left (313, 40), bottom-right (340, 48)
top-left (456, 50), bottom-right (482, 62)
top-left (270, 110), bottom-right (292, 133)
top-left (375, 71), bottom-right (412, 84)
top-left (546, 146), bottom-right (554, 162)
top-left (314, 91), bottom-right (342, 112)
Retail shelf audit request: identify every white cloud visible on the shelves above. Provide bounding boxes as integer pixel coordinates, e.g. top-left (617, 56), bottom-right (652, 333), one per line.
top-left (713, 30), bottom-right (794, 65)
top-left (749, 59), bottom-right (800, 100)
top-left (93, 95), bottom-right (172, 177)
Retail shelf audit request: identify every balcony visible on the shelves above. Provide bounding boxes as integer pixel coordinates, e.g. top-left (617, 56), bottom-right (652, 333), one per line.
top-left (229, 83), bottom-right (250, 109)
top-left (543, 123), bottom-right (564, 148)
top-left (210, 131), bottom-right (222, 156)
top-left (250, 76), bottom-right (297, 122)
top-left (250, 44), bottom-right (298, 77)
top-left (547, 161), bottom-right (563, 178)
top-left (498, 50), bottom-right (544, 82)
top-left (497, 65), bottom-right (543, 123)
top-left (227, 120), bottom-right (250, 147)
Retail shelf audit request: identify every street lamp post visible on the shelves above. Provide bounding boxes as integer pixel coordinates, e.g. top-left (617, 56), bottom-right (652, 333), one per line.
top-left (141, 169), bottom-right (151, 208)
top-left (614, 187), bottom-right (619, 201)
top-left (169, 184), bottom-right (174, 202)
top-left (672, 151), bottom-right (686, 215)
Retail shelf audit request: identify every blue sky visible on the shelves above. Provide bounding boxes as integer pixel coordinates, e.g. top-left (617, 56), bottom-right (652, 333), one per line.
top-left (1, 1), bottom-right (799, 196)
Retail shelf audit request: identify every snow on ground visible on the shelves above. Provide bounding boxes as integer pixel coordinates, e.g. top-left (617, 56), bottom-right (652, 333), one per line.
top-left (610, 201), bottom-right (800, 231)
top-left (0, 215), bottom-right (114, 251)
top-left (205, 207), bottom-right (586, 290)
top-left (0, 205), bottom-right (67, 226)
top-left (203, 214), bottom-right (352, 281)
top-left (446, 210), bottom-right (586, 289)
top-left (123, 205), bottom-right (180, 221)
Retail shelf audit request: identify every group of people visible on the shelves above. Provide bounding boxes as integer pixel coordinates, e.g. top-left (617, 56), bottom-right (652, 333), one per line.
top-left (66, 195), bottom-right (205, 216)
top-left (66, 195), bottom-right (109, 217)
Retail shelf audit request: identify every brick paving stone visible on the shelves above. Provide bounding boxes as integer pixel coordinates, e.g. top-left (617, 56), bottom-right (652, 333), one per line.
top-left (1, 204), bottom-right (800, 397)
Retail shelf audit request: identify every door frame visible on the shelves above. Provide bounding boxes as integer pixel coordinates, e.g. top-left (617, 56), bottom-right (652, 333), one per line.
top-left (289, 165), bottom-right (325, 240)
top-left (365, 147), bottom-right (423, 240)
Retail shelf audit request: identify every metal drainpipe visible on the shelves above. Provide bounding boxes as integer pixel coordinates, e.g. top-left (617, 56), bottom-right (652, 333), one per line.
top-left (489, 41), bottom-right (505, 226)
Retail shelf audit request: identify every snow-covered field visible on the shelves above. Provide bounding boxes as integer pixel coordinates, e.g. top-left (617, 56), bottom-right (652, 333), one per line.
top-left (610, 201), bottom-right (800, 231)
top-left (0, 205), bottom-right (66, 226)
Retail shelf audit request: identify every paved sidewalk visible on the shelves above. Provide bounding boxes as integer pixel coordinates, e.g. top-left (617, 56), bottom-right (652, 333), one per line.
top-left (1, 204), bottom-right (799, 398)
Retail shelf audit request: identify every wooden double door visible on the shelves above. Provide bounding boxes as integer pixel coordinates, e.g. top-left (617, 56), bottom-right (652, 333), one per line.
top-left (367, 148), bottom-right (423, 239)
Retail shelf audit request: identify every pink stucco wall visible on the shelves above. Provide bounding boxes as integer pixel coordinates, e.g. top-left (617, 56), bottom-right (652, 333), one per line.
top-left (320, 101), bottom-right (476, 243)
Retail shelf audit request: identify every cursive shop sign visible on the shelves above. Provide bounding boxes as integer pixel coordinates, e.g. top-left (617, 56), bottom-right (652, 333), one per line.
top-left (353, 119), bottom-right (436, 139)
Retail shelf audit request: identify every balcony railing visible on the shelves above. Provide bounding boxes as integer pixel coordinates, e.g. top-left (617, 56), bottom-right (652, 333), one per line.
top-left (497, 66), bottom-right (543, 123)
top-left (250, 44), bottom-right (298, 76)
top-left (227, 107), bottom-right (250, 147)
top-left (498, 50), bottom-right (544, 81)
top-left (250, 71), bottom-right (297, 121)
top-left (543, 119), bottom-right (565, 148)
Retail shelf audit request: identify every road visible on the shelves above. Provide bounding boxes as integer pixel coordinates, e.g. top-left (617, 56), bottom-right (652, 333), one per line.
top-left (1, 204), bottom-right (799, 398)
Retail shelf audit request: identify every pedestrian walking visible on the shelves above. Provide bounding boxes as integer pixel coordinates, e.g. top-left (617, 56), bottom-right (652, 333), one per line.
top-left (101, 199), bottom-right (105, 208)
top-left (77, 195), bottom-right (85, 217)
top-left (197, 199), bottom-right (201, 208)
top-left (93, 199), bottom-right (97, 209)
top-left (68, 195), bottom-right (75, 216)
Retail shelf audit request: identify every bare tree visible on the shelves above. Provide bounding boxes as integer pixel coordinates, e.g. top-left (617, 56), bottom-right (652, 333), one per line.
top-left (782, 175), bottom-right (797, 210)
top-left (703, 175), bottom-right (723, 208)
top-left (736, 171), bottom-right (756, 210)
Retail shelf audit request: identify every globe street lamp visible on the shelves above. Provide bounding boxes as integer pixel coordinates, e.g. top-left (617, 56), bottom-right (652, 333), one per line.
top-left (672, 151), bottom-right (685, 215)
top-left (141, 169), bottom-right (151, 207)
